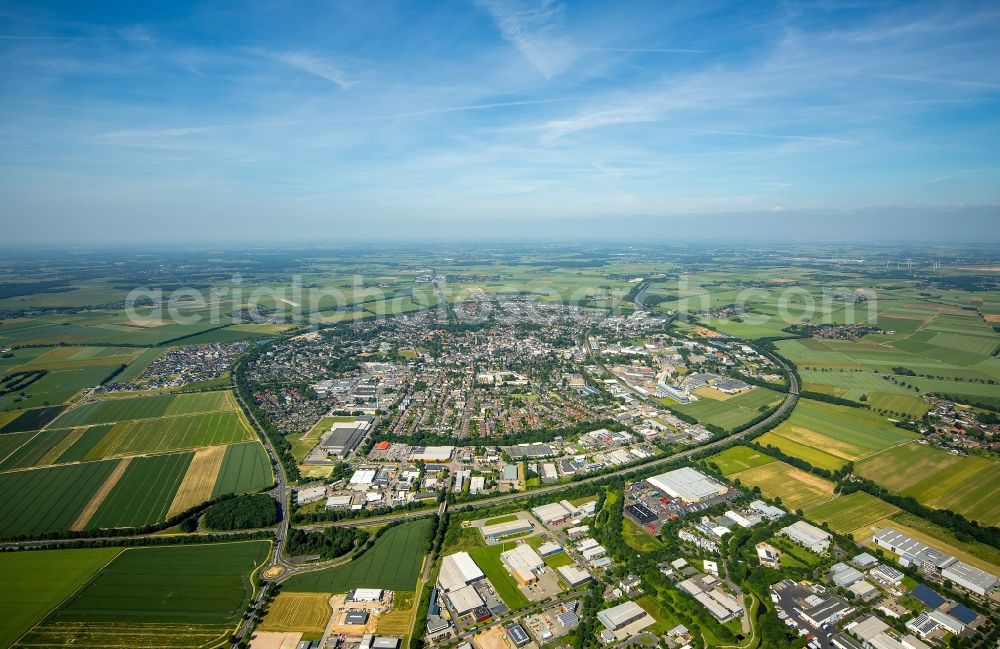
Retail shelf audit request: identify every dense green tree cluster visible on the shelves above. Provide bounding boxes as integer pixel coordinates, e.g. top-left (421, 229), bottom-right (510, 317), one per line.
top-left (202, 494), bottom-right (279, 531)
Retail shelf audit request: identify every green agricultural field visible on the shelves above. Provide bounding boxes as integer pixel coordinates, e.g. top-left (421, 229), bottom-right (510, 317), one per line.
top-left (857, 441), bottom-right (1000, 525)
top-left (732, 460), bottom-right (836, 510)
top-left (0, 461), bottom-right (118, 538)
top-left (855, 441), bottom-right (961, 491)
top-left (86, 452), bottom-right (194, 530)
top-left (0, 430), bottom-right (34, 463)
top-left (84, 410), bottom-right (254, 459)
top-left (804, 492), bottom-right (899, 535)
top-left (17, 541), bottom-right (272, 648)
top-left (53, 424), bottom-right (114, 463)
top-left (706, 445), bottom-right (775, 475)
top-left (755, 430), bottom-right (847, 472)
top-left (761, 399), bottom-right (917, 466)
top-left (0, 427), bottom-right (83, 471)
top-left (0, 547), bottom-right (121, 649)
top-left (0, 405), bottom-right (67, 432)
top-left (0, 366), bottom-right (119, 410)
top-left (865, 392), bottom-right (931, 418)
top-left (670, 387), bottom-right (782, 431)
top-left (211, 442), bottom-right (274, 497)
top-left (285, 519), bottom-right (432, 593)
top-left (51, 390), bottom-right (237, 427)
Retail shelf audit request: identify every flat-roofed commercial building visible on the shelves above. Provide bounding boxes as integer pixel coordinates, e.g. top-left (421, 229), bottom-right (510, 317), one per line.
top-left (447, 585), bottom-right (484, 615)
top-left (501, 544), bottom-right (545, 585)
top-left (597, 601), bottom-right (649, 631)
top-left (872, 529), bottom-right (956, 571)
top-left (781, 520), bottom-right (832, 553)
top-left (941, 560), bottom-right (999, 596)
top-left (438, 552), bottom-right (485, 593)
top-left (480, 518), bottom-right (534, 542)
top-left (646, 467), bottom-right (728, 503)
top-left (532, 501), bottom-right (573, 525)
top-left (557, 564), bottom-right (592, 587)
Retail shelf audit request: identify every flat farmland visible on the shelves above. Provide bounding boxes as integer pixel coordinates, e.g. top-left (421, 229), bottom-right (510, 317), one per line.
top-left (755, 431), bottom-right (846, 472)
top-left (86, 452), bottom-right (193, 529)
top-left (115, 347), bottom-right (166, 382)
top-left (51, 390), bottom-right (237, 428)
top-left (23, 346), bottom-right (147, 370)
top-left (671, 387), bottom-right (782, 431)
top-left (0, 427), bottom-right (83, 471)
top-left (212, 441), bottom-right (273, 496)
top-left (731, 460), bottom-right (836, 510)
top-left (0, 405), bottom-right (67, 433)
top-left (21, 541), bottom-right (272, 648)
top-left (706, 445), bottom-right (775, 475)
top-left (855, 441), bottom-right (961, 491)
top-left (0, 366), bottom-right (118, 410)
top-left (857, 442), bottom-right (1000, 525)
top-left (0, 461), bottom-right (118, 538)
top-left (0, 430), bottom-right (35, 462)
top-left (55, 542), bottom-right (269, 622)
top-left (286, 519), bottom-right (432, 593)
top-left (865, 392), bottom-right (931, 418)
top-left (85, 410), bottom-right (254, 459)
top-left (804, 492), bottom-right (899, 535)
top-left (0, 547), bottom-right (121, 649)
top-left (258, 592), bottom-right (333, 633)
top-left (760, 399), bottom-right (917, 468)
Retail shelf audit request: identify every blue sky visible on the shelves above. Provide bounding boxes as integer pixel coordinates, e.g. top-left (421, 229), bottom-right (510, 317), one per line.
top-left (1, 0), bottom-right (999, 242)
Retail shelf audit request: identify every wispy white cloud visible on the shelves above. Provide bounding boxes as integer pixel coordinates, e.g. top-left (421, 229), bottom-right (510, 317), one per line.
top-left (271, 51), bottom-right (354, 88)
top-left (475, 0), bottom-right (575, 78)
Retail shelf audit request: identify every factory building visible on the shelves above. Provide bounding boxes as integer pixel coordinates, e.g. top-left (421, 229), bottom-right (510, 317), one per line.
top-left (646, 467), bottom-right (728, 503)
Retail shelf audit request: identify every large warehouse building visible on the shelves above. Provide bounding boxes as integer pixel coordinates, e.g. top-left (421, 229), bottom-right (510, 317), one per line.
top-left (941, 560), bottom-right (999, 596)
top-left (597, 601), bottom-right (653, 633)
top-left (438, 552), bottom-right (485, 593)
top-left (872, 529), bottom-right (956, 572)
top-left (500, 544), bottom-right (545, 585)
top-left (646, 467), bottom-right (729, 503)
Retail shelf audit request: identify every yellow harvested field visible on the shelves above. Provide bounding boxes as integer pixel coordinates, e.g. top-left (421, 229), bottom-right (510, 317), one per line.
top-left (249, 631), bottom-right (304, 649)
top-left (693, 387), bottom-right (736, 401)
top-left (71, 457), bottom-right (132, 531)
top-left (259, 592), bottom-right (333, 634)
top-left (377, 591), bottom-right (416, 635)
top-left (733, 461), bottom-right (835, 510)
top-left (167, 445), bottom-right (227, 517)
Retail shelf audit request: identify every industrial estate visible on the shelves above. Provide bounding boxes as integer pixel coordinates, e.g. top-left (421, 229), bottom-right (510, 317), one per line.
top-left (1, 244), bottom-right (999, 649)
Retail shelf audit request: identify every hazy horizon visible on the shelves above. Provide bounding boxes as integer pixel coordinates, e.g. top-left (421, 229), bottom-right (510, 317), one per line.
top-left (2, 0), bottom-right (999, 244)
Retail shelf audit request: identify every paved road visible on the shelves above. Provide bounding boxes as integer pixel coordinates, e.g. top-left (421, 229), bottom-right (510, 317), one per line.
top-left (232, 378), bottom-right (295, 571)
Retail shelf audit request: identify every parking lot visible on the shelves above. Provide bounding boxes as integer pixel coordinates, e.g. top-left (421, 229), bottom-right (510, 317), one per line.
top-left (770, 582), bottom-right (837, 649)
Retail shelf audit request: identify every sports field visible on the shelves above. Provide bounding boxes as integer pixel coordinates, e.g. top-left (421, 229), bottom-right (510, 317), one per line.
top-left (18, 541), bottom-right (271, 649)
top-left (804, 492), bottom-right (899, 535)
top-left (0, 460), bottom-right (118, 538)
top-left (0, 547), bottom-right (121, 649)
top-left (707, 445), bottom-right (775, 475)
top-left (856, 441), bottom-right (1000, 525)
top-left (285, 519), bottom-right (432, 593)
top-left (51, 390), bottom-right (237, 428)
top-left (731, 460), bottom-right (836, 510)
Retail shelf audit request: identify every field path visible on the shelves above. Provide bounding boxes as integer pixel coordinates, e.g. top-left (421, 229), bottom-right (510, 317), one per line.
top-left (70, 457), bottom-right (132, 531)
top-left (167, 445), bottom-right (227, 518)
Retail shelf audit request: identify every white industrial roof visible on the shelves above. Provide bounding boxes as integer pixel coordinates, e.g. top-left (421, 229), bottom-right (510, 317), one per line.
top-left (501, 544), bottom-right (544, 573)
top-left (438, 552), bottom-right (484, 592)
top-left (532, 501), bottom-right (571, 523)
top-left (350, 469), bottom-right (377, 485)
top-left (557, 564), bottom-right (591, 585)
top-left (647, 467), bottom-right (727, 503)
top-left (447, 585), bottom-right (484, 614)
